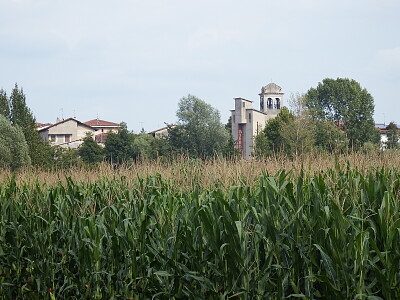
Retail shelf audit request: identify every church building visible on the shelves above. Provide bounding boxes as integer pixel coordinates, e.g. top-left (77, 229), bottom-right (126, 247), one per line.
top-left (231, 83), bottom-right (284, 158)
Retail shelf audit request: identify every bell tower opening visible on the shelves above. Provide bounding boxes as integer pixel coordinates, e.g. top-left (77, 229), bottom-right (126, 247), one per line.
top-left (259, 83), bottom-right (284, 115)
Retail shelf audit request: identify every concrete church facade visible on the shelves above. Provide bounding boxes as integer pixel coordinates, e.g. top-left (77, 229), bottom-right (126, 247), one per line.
top-left (231, 83), bottom-right (284, 158)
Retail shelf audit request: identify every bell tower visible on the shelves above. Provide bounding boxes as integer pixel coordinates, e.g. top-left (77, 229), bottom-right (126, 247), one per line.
top-left (259, 83), bottom-right (284, 115)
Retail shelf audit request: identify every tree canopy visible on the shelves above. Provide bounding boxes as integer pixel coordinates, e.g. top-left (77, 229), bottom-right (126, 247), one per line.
top-left (0, 84), bottom-right (53, 167)
top-left (305, 78), bottom-right (379, 148)
top-left (169, 95), bottom-right (228, 158)
top-left (0, 114), bottom-right (31, 170)
top-left (78, 134), bottom-right (104, 164)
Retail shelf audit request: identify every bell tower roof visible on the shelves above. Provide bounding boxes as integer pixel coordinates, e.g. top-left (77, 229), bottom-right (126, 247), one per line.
top-left (260, 83), bottom-right (283, 94)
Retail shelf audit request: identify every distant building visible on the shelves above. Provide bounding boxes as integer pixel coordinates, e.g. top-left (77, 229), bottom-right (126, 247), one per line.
top-left (148, 125), bottom-right (176, 138)
top-left (83, 119), bottom-right (121, 134)
top-left (231, 83), bottom-right (284, 158)
top-left (37, 118), bottom-right (121, 148)
top-left (38, 118), bottom-right (96, 148)
top-left (375, 123), bottom-right (400, 149)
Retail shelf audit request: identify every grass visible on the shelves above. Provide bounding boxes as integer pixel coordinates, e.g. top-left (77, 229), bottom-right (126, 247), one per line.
top-left (0, 152), bottom-right (399, 299)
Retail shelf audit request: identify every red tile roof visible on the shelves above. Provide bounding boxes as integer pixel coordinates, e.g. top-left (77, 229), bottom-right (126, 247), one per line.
top-left (84, 119), bottom-right (121, 127)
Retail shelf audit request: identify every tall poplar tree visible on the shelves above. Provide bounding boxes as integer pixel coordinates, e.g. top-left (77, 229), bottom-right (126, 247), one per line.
top-left (0, 89), bottom-right (10, 119)
top-left (0, 114), bottom-right (31, 169)
top-left (2, 84), bottom-right (53, 167)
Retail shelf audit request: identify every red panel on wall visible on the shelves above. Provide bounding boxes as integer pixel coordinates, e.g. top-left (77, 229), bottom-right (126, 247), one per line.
top-left (238, 124), bottom-right (244, 154)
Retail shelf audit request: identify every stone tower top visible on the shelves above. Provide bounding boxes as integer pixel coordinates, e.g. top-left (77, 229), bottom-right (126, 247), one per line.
top-left (259, 82), bottom-right (284, 114)
top-left (261, 83), bottom-right (283, 94)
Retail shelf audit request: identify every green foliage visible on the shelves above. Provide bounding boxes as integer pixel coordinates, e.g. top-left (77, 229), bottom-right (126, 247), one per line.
top-left (1, 84), bottom-right (53, 167)
top-left (281, 118), bottom-right (315, 156)
top-left (0, 114), bottom-right (31, 169)
top-left (314, 121), bottom-right (348, 153)
top-left (104, 123), bottom-right (133, 164)
top-left (170, 94), bottom-right (229, 158)
top-left (52, 146), bottom-right (82, 168)
top-left (78, 134), bottom-right (104, 164)
top-left (130, 133), bottom-right (153, 160)
top-left (385, 122), bottom-right (399, 149)
top-left (0, 89), bottom-right (10, 119)
top-left (305, 78), bottom-right (378, 149)
top-left (1, 166), bottom-right (400, 298)
top-left (254, 107), bottom-right (294, 156)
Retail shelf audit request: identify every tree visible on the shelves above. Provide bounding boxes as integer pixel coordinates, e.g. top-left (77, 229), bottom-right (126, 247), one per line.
top-left (280, 93), bottom-right (315, 156)
top-left (104, 123), bottom-right (133, 163)
top-left (305, 78), bottom-right (378, 149)
top-left (281, 118), bottom-right (315, 156)
top-left (0, 89), bottom-right (10, 119)
top-left (52, 146), bottom-right (81, 168)
top-left (0, 114), bottom-right (31, 170)
top-left (254, 107), bottom-right (294, 156)
top-left (1, 84), bottom-right (53, 167)
top-left (169, 95), bottom-right (228, 158)
top-left (130, 134), bottom-right (153, 160)
top-left (314, 121), bottom-right (348, 153)
top-left (385, 122), bottom-right (399, 149)
top-left (78, 134), bottom-right (104, 164)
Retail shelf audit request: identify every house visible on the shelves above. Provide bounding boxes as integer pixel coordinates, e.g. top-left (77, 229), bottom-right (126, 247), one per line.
top-left (375, 123), bottom-right (400, 149)
top-left (148, 125), bottom-right (176, 138)
top-left (84, 119), bottom-right (121, 145)
top-left (38, 118), bottom-right (96, 148)
top-left (83, 119), bottom-right (121, 134)
top-left (231, 83), bottom-right (284, 158)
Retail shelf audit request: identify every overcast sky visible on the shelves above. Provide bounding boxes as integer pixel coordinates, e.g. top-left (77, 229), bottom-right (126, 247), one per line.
top-left (1, 0), bottom-right (399, 132)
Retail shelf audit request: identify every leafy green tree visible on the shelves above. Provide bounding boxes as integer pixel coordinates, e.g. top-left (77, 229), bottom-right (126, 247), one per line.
top-left (385, 122), bottom-right (399, 149)
top-left (279, 93), bottom-right (315, 156)
top-left (254, 107), bottom-right (294, 156)
top-left (0, 114), bottom-right (31, 170)
top-left (52, 146), bottom-right (81, 168)
top-left (0, 89), bottom-right (10, 119)
top-left (78, 134), bottom-right (104, 164)
top-left (131, 134), bottom-right (153, 160)
top-left (104, 123), bottom-right (133, 163)
top-left (223, 116), bottom-right (239, 159)
top-left (281, 118), bottom-right (315, 156)
top-left (1, 84), bottom-right (53, 167)
top-left (150, 136), bottom-right (171, 158)
top-left (314, 121), bottom-right (348, 153)
top-left (169, 94), bottom-right (228, 158)
top-left (305, 78), bottom-right (378, 149)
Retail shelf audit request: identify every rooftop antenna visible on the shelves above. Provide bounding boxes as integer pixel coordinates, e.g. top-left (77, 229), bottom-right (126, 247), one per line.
top-left (96, 113), bottom-right (99, 120)
top-left (383, 113), bottom-right (385, 126)
top-left (61, 108), bottom-right (64, 120)
top-left (73, 109), bottom-right (76, 119)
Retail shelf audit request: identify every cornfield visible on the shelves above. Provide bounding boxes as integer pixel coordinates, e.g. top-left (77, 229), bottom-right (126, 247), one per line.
top-left (0, 157), bottom-right (400, 299)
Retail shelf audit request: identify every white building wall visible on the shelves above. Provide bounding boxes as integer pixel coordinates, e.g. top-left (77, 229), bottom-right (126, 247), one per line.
top-left (231, 83), bottom-right (284, 159)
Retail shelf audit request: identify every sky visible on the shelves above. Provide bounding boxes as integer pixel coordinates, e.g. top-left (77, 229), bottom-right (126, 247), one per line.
top-left (0, 0), bottom-right (399, 132)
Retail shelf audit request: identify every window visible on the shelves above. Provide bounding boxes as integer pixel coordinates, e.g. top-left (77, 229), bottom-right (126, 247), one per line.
top-left (242, 102), bottom-right (245, 108)
top-left (249, 113), bottom-right (252, 121)
top-left (65, 135), bottom-right (71, 143)
top-left (267, 98), bottom-right (273, 109)
top-left (49, 135), bottom-right (56, 142)
top-left (275, 98), bottom-right (281, 109)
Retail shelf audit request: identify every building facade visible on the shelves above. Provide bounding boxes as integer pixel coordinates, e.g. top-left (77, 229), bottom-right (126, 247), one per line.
top-left (38, 118), bottom-right (96, 148)
top-left (231, 83), bottom-right (284, 158)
